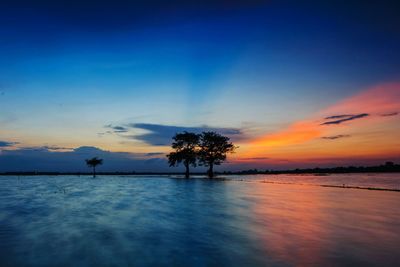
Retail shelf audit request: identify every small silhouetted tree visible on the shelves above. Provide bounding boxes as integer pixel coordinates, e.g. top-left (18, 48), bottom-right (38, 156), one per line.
top-left (167, 132), bottom-right (200, 178)
top-left (198, 132), bottom-right (236, 178)
top-left (85, 157), bottom-right (103, 178)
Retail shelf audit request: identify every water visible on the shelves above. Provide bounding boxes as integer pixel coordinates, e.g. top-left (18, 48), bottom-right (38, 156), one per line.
top-left (0, 174), bottom-right (399, 266)
top-left (229, 172), bottom-right (400, 190)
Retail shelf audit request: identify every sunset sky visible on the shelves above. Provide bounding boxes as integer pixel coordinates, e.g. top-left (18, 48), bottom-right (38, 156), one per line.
top-left (0, 1), bottom-right (399, 171)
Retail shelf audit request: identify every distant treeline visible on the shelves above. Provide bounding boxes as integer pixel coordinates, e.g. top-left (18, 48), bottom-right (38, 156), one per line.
top-left (1, 162), bottom-right (399, 176)
top-left (226, 161), bottom-right (400, 175)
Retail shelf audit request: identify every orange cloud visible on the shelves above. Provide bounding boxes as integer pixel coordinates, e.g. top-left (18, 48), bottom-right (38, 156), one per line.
top-left (239, 82), bottom-right (400, 163)
top-left (322, 82), bottom-right (400, 116)
top-left (251, 121), bottom-right (321, 146)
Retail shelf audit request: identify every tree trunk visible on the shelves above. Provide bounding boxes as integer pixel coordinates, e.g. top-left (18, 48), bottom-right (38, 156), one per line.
top-left (93, 166), bottom-right (96, 178)
top-left (208, 163), bottom-right (214, 178)
top-left (184, 161), bottom-right (190, 179)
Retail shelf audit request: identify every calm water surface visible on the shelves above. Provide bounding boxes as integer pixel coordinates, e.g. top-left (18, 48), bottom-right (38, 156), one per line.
top-left (229, 172), bottom-right (400, 190)
top-left (0, 175), bottom-right (399, 266)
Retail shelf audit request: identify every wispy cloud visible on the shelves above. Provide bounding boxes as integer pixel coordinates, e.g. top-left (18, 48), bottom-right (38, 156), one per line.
top-left (105, 124), bottom-right (129, 133)
top-left (17, 145), bottom-right (73, 152)
top-left (127, 123), bottom-right (243, 146)
top-left (381, 112), bottom-right (398, 117)
top-left (321, 134), bottom-right (351, 140)
top-left (321, 113), bottom-right (369, 125)
top-left (324, 114), bottom-right (353, 120)
top-left (0, 141), bottom-right (18, 147)
top-left (240, 157), bottom-right (270, 161)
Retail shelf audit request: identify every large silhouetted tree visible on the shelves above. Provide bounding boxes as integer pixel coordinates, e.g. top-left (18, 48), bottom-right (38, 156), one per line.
top-left (167, 132), bottom-right (200, 178)
top-left (85, 157), bottom-right (103, 178)
top-left (198, 132), bottom-right (236, 178)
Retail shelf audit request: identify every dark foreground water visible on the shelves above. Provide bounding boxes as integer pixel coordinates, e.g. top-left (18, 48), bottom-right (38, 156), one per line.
top-left (0, 175), bottom-right (399, 266)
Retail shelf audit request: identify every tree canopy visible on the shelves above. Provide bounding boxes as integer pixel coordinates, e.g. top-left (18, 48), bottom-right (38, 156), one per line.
top-left (198, 132), bottom-right (236, 178)
top-left (166, 132), bottom-right (200, 178)
top-left (85, 157), bottom-right (103, 177)
top-left (167, 131), bottom-right (236, 178)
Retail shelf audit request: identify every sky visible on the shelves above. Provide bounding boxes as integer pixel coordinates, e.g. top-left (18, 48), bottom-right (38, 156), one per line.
top-left (0, 0), bottom-right (399, 172)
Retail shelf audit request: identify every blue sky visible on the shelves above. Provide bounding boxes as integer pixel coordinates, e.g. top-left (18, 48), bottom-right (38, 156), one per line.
top-left (0, 1), bottom-right (399, 171)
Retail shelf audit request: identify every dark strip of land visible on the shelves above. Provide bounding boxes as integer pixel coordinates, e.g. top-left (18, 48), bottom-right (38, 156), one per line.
top-left (0, 162), bottom-right (398, 176)
top-left (231, 161), bottom-right (400, 175)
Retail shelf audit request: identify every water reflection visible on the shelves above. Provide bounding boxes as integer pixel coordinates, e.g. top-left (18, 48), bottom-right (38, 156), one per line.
top-left (0, 176), bottom-right (399, 266)
top-left (248, 183), bottom-right (400, 266)
top-left (230, 172), bottom-right (400, 190)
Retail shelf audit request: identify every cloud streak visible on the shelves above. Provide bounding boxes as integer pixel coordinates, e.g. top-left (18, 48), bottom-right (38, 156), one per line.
top-left (0, 141), bottom-right (18, 147)
top-left (321, 134), bottom-right (351, 140)
top-left (105, 124), bottom-right (129, 133)
top-left (324, 114), bottom-right (353, 120)
top-left (381, 112), bottom-right (398, 117)
top-left (126, 123), bottom-right (243, 146)
top-left (321, 113), bottom-right (369, 125)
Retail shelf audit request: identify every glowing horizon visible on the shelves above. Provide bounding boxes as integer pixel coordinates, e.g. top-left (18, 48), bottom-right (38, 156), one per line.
top-left (0, 1), bottom-right (399, 171)
top-left (236, 83), bottom-right (400, 166)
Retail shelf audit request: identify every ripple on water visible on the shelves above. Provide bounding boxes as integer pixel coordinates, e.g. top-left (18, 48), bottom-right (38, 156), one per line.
top-left (0, 175), bottom-right (399, 266)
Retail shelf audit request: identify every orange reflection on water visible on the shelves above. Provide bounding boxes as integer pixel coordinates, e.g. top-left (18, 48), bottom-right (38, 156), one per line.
top-left (245, 182), bottom-right (400, 266)
top-left (251, 184), bottom-right (328, 266)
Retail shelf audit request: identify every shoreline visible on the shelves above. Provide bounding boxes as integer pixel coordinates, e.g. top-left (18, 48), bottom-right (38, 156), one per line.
top-left (1, 170), bottom-right (400, 176)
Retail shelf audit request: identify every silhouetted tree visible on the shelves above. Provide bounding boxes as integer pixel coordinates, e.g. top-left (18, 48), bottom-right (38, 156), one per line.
top-left (85, 157), bottom-right (103, 178)
top-left (198, 132), bottom-right (236, 178)
top-left (167, 132), bottom-right (200, 178)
